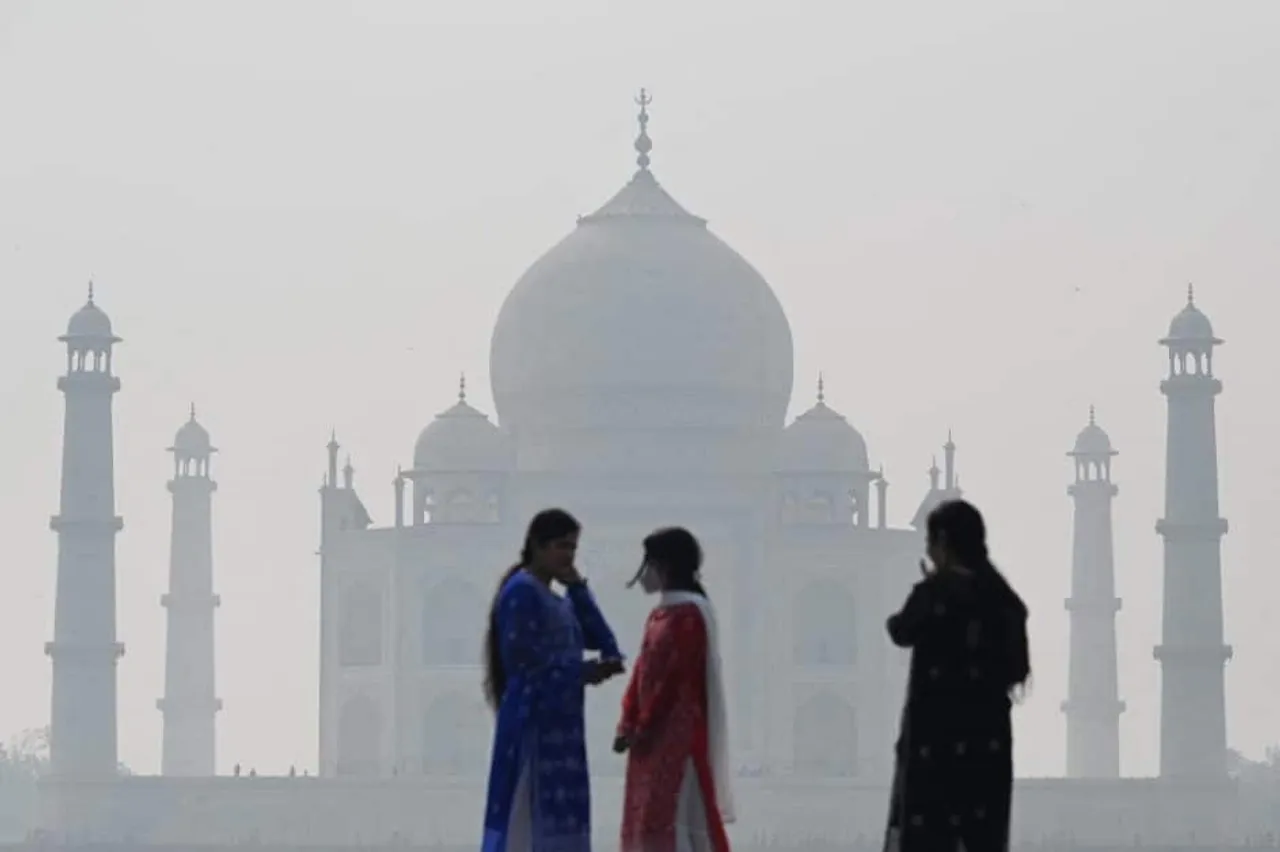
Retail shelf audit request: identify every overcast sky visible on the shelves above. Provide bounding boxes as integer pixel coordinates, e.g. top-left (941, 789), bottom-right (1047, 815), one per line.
top-left (0, 0), bottom-right (1277, 777)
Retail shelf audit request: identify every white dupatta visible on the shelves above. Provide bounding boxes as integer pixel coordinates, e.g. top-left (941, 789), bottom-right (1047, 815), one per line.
top-left (657, 590), bottom-right (736, 824)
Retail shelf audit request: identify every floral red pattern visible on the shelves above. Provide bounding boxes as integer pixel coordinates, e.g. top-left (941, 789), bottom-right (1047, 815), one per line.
top-left (618, 602), bottom-right (731, 852)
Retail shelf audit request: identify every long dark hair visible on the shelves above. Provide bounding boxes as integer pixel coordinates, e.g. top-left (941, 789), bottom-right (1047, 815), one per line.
top-left (483, 508), bottom-right (582, 710)
top-left (926, 499), bottom-right (1031, 691)
top-left (642, 526), bottom-right (707, 598)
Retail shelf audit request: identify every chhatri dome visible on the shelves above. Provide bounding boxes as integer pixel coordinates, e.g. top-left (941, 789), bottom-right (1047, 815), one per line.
top-left (172, 404), bottom-right (215, 457)
top-left (780, 375), bottom-right (871, 472)
top-left (62, 282), bottom-right (118, 342)
top-left (412, 375), bottom-right (513, 473)
top-left (1163, 284), bottom-right (1219, 344)
top-left (1071, 405), bottom-right (1115, 457)
top-left (489, 91), bottom-right (794, 438)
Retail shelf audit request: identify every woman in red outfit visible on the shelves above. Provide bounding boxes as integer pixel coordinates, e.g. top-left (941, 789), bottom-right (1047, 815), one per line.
top-left (613, 527), bottom-right (735, 852)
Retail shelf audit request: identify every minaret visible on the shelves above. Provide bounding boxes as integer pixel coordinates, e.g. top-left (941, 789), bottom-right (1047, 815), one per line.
top-left (158, 405), bottom-right (221, 775)
top-left (943, 431), bottom-right (956, 491)
top-left (875, 465), bottom-right (888, 529)
top-left (1155, 285), bottom-right (1231, 779)
top-left (1063, 406), bottom-right (1124, 777)
top-left (47, 283), bottom-right (125, 778)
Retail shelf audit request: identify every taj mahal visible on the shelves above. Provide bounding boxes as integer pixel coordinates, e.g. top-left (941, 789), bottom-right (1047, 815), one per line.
top-left (31, 94), bottom-right (1280, 848)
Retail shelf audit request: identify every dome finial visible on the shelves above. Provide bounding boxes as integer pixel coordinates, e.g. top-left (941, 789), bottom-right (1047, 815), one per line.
top-left (1187, 282), bottom-right (1195, 305)
top-left (634, 88), bottom-right (653, 171)
top-left (817, 371), bottom-right (825, 404)
top-left (189, 402), bottom-right (197, 422)
top-left (87, 279), bottom-right (95, 304)
top-left (1089, 404), bottom-right (1096, 426)
top-left (458, 372), bottom-right (467, 403)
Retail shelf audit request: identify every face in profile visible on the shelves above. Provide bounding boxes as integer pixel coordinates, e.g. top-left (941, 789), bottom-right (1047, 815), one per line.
top-left (638, 559), bottom-right (663, 594)
top-left (926, 532), bottom-right (949, 573)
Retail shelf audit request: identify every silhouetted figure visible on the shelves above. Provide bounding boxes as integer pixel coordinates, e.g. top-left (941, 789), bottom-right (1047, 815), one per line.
top-left (481, 508), bottom-right (625, 852)
top-left (884, 500), bottom-right (1030, 852)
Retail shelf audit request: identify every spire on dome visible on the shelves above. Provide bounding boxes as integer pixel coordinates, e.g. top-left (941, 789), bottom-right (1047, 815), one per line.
top-left (87, 280), bottom-right (95, 304)
top-left (634, 88), bottom-right (653, 171)
top-left (458, 372), bottom-right (467, 403)
top-left (189, 402), bottom-right (197, 422)
top-left (817, 372), bottom-right (825, 404)
top-left (1187, 282), bottom-right (1195, 305)
top-left (1089, 404), bottom-right (1096, 426)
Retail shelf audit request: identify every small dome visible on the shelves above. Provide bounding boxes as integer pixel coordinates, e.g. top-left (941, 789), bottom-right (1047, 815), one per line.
top-left (1072, 408), bottom-right (1114, 456)
top-left (780, 384), bottom-right (870, 473)
top-left (173, 408), bottom-right (214, 456)
top-left (63, 286), bottom-right (116, 341)
top-left (1164, 286), bottom-right (1216, 343)
top-left (413, 384), bottom-right (513, 473)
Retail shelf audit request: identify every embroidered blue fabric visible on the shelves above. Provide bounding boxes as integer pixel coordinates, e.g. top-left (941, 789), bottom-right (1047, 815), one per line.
top-left (482, 570), bottom-right (622, 852)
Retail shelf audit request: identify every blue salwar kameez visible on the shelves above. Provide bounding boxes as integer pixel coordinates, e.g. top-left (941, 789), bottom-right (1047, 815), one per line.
top-left (482, 569), bottom-right (623, 852)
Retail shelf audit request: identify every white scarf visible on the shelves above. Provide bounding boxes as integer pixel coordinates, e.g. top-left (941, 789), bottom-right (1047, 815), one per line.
top-left (657, 590), bottom-right (736, 824)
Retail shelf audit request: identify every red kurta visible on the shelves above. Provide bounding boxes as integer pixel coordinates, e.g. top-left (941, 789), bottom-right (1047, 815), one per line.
top-left (617, 602), bottom-right (731, 852)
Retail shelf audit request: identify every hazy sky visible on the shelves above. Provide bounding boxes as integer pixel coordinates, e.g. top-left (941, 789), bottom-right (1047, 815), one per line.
top-left (1, 1), bottom-right (1278, 778)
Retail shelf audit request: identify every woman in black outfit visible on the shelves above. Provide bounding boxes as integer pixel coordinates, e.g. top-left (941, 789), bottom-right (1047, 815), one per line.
top-left (884, 499), bottom-right (1031, 852)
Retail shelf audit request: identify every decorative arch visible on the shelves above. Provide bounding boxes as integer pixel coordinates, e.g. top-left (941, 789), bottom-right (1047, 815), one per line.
top-left (337, 695), bottom-right (382, 776)
top-left (444, 487), bottom-right (476, 507)
top-left (793, 693), bottom-right (856, 777)
top-left (422, 578), bottom-right (485, 666)
top-left (422, 693), bottom-right (489, 776)
top-left (792, 579), bottom-right (856, 666)
top-left (339, 582), bottom-right (383, 667)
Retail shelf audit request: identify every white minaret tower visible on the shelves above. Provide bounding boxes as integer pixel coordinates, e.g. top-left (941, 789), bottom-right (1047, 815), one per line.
top-left (158, 405), bottom-right (221, 775)
top-left (1155, 285), bottom-right (1231, 779)
top-left (1063, 406), bottom-right (1124, 777)
top-left (47, 283), bottom-right (124, 778)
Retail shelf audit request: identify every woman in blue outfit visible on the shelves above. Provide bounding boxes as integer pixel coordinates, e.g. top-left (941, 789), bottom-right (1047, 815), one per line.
top-left (482, 508), bottom-right (626, 852)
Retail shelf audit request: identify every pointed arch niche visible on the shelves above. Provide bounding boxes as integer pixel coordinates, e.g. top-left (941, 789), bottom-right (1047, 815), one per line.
top-left (337, 694), bottom-right (382, 777)
top-left (793, 693), bottom-right (857, 777)
top-left (421, 578), bottom-right (485, 666)
top-left (422, 692), bottom-right (488, 776)
top-left (792, 578), bottom-right (857, 666)
top-left (339, 582), bottom-right (384, 667)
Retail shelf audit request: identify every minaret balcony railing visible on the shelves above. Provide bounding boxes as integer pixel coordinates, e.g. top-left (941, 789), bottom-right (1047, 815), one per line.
top-left (167, 478), bottom-right (218, 493)
top-left (56, 373), bottom-right (121, 393)
top-left (1067, 481), bottom-right (1119, 497)
top-left (1059, 698), bottom-right (1126, 715)
top-left (1063, 596), bottom-right (1122, 613)
top-left (1155, 518), bottom-right (1229, 540)
top-left (49, 514), bottom-right (124, 532)
top-left (156, 695), bottom-right (223, 713)
top-left (160, 592), bottom-right (222, 609)
top-left (1159, 375), bottom-right (1223, 395)
top-left (44, 640), bottom-right (125, 661)
top-left (1153, 643), bottom-right (1233, 663)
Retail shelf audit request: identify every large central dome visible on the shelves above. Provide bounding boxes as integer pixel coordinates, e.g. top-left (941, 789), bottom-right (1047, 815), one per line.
top-left (489, 94), bottom-right (794, 453)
